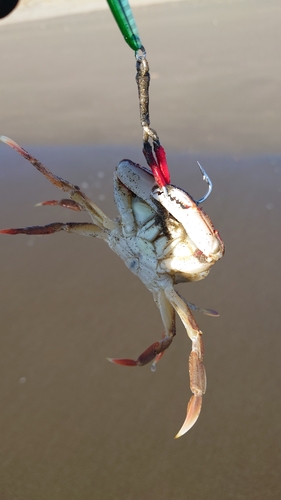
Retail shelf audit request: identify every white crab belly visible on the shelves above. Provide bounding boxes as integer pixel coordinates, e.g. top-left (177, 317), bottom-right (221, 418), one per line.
top-left (107, 230), bottom-right (163, 292)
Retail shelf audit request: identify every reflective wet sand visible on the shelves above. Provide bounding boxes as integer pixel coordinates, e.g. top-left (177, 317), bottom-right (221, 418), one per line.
top-left (0, 2), bottom-right (281, 499)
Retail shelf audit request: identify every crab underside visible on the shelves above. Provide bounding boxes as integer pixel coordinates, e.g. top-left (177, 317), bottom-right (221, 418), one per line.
top-left (0, 135), bottom-right (224, 437)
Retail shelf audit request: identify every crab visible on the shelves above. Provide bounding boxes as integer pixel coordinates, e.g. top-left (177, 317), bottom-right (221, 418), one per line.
top-left (0, 136), bottom-right (224, 438)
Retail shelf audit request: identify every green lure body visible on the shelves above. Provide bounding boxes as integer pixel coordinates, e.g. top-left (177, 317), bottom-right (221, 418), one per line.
top-left (106, 0), bottom-right (143, 51)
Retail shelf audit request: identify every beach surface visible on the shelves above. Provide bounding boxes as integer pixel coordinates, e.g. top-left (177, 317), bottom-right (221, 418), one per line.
top-left (0, 1), bottom-right (281, 499)
top-left (1, 0), bottom-right (185, 24)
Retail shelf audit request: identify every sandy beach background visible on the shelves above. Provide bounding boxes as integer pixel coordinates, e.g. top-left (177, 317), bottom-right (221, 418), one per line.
top-left (0, 1), bottom-right (281, 499)
top-left (1, 0), bottom-right (186, 24)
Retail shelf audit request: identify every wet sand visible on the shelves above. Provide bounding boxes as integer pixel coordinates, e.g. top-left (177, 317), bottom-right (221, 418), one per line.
top-left (0, 2), bottom-right (281, 499)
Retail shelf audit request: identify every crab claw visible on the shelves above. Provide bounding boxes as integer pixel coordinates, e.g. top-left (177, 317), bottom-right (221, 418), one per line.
top-left (174, 395), bottom-right (202, 439)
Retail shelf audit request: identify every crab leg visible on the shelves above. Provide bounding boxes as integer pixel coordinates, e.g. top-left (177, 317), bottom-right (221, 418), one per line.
top-left (164, 285), bottom-right (206, 438)
top-left (0, 136), bottom-right (115, 231)
top-left (186, 301), bottom-right (219, 317)
top-left (151, 288), bottom-right (176, 368)
top-left (107, 289), bottom-right (175, 367)
top-left (113, 171), bottom-right (136, 236)
top-left (36, 199), bottom-right (83, 211)
top-left (0, 222), bottom-right (108, 239)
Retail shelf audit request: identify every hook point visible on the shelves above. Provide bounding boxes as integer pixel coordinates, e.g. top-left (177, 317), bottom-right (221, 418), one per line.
top-left (195, 161), bottom-right (213, 204)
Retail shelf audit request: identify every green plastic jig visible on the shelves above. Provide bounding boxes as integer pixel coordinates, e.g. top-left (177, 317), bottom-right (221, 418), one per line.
top-left (106, 0), bottom-right (143, 52)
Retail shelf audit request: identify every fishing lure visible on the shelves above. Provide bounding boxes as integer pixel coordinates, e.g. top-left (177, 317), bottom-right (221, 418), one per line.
top-left (107, 0), bottom-right (143, 51)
